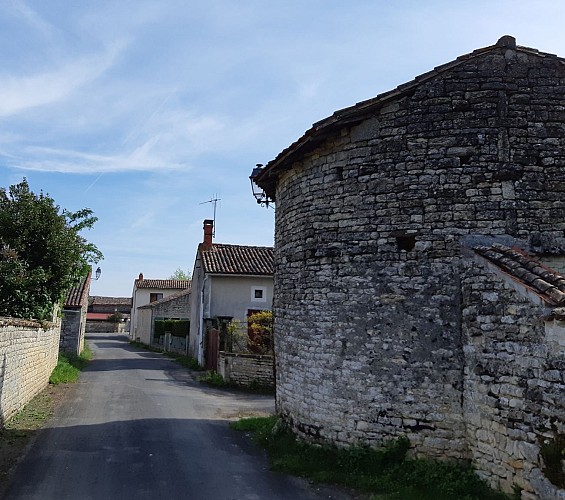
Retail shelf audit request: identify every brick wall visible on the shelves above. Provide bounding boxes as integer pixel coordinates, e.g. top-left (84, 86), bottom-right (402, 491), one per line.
top-left (218, 352), bottom-right (274, 388)
top-left (0, 317), bottom-right (61, 424)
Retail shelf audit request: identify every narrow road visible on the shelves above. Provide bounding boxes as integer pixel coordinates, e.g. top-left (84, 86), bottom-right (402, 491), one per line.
top-left (3, 332), bottom-right (351, 500)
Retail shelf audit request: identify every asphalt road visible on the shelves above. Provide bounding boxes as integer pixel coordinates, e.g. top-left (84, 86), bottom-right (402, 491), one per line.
top-left (3, 332), bottom-right (354, 500)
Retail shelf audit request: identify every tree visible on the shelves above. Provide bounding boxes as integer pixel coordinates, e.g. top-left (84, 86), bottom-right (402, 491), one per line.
top-left (0, 179), bottom-right (102, 320)
top-left (248, 310), bottom-right (274, 355)
top-left (169, 268), bottom-right (191, 280)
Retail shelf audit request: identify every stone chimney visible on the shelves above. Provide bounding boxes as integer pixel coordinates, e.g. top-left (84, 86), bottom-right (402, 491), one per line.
top-left (203, 219), bottom-right (214, 248)
top-left (138, 273), bottom-right (143, 280)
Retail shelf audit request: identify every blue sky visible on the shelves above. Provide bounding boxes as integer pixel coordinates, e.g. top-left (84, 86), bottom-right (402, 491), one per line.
top-left (1, 1), bottom-right (564, 297)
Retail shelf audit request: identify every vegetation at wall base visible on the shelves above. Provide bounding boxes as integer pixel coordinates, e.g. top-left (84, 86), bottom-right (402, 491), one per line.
top-left (540, 431), bottom-right (565, 488)
top-left (49, 345), bottom-right (92, 385)
top-left (231, 416), bottom-right (515, 500)
top-left (198, 370), bottom-right (229, 387)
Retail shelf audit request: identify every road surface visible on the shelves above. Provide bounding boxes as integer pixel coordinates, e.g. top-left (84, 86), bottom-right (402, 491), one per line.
top-left (3, 332), bottom-right (353, 500)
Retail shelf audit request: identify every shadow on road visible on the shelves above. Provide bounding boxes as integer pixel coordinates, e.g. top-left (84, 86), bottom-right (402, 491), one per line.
top-left (2, 417), bottom-right (350, 500)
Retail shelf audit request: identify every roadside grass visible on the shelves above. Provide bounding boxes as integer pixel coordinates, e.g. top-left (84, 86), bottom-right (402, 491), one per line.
top-left (49, 343), bottom-right (93, 384)
top-left (197, 370), bottom-right (275, 395)
top-left (231, 416), bottom-right (515, 500)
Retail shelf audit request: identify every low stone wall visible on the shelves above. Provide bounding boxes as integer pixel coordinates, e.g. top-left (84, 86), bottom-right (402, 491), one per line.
top-left (86, 321), bottom-right (127, 334)
top-left (0, 317), bottom-right (61, 424)
top-left (218, 352), bottom-right (274, 388)
top-left (154, 334), bottom-right (188, 355)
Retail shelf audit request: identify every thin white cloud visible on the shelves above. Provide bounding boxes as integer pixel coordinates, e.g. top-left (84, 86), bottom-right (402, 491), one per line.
top-left (4, 138), bottom-right (188, 174)
top-left (0, 41), bottom-right (125, 117)
top-left (9, 0), bottom-right (57, 40)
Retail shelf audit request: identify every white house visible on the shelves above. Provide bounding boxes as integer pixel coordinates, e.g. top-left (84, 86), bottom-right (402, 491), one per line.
top-left (130, 274), bottom-right (190, 341)
top-left (189, 220), bottom-right (274, 365)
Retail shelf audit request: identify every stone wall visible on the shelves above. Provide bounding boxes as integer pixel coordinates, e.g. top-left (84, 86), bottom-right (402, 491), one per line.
top-left (86, 320), bottom-right (127, 333)
top-left (269, 41), bottom-right (565, 496)
top-left (152, 292), bottom-right (191, 319)
top-left (60, 300), bottom-right (88, 356)
top-left (0, 317), bottom-right (61, 424)
top-left (218, 352), bottom-right (274, 388)
top-left (462, 257), bottom-right (565, 497)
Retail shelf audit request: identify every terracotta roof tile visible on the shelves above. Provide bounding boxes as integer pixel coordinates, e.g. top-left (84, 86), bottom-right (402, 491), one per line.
top-left (201, 244), bottom-right (274, 275)
top-left (474, 244), bottom-right (565, 306)
top-left (89, 296), bottom-right (132, 306)
top-left (134, 279), bottom-right (190, 290)
top-left (64, 273), bottom-right (91, 309)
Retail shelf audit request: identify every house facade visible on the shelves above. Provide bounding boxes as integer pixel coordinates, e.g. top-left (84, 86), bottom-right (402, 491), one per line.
top-left (130, 274), bottom-right (190, 341)
top-left (252, 36), bottom-right (565, 497)
top-left (188, 220), bottom-right (274, 365)
top-left (137, 289), bottom-right (191, 350)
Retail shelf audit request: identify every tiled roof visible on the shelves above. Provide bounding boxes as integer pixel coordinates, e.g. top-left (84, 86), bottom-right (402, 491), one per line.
top-left (89, 296), bottom-right (132, 306)
top-left (253, 36), bottom-right (565, 198)
top-left (87, 312), bottom-right (113, 321)
top-left (64, 273), bottom-right (91, 309)
top-left (200, 244), bottom-right (274, 275)
top-left (138, 288), bottom-right (191, 309)
top-left (474, 244), bottom-right (565, 306)
top-left (134, 279), bottom-right (191, 290)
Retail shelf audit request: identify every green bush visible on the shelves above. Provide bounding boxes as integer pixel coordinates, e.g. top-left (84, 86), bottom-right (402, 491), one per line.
top-left (0, 179), bottom-right (102, 320)
top-left (154, 319), bottom-right (189, 338)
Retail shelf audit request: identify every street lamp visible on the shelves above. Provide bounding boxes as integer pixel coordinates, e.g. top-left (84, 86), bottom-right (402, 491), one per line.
top-left (249, 164), bottom-right (273, 207)
top-left (93, 267), bottom-right (102, 280)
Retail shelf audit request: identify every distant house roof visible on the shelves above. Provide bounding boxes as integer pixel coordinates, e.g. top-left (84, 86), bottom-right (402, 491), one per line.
top-left (89, 296), bottom-right (132, 306)
top-left (64, 273), bottom-right (91, 309)
top-left (86, 312), bottom-right (112, 321)
top-left (138, 288), bottom-right (191, 310)
top-left (200, 244), bottom-right (274, 276)
top-left (474, 244), bottom-right (565, 306)
top-left (134, 279), bottom-right (191, 290)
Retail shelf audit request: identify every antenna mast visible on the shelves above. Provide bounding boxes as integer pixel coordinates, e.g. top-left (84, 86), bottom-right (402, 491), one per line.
top-left (199, 195), bottom-right (221, 237)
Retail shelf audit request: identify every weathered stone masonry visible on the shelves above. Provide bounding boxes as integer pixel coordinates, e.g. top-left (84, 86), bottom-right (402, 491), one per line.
top-left (0, 317), bottom-right (60, 424)
top-left (253, 36), bottom-right (565, 497)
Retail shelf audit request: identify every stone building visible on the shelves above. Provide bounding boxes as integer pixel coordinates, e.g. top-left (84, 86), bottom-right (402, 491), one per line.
top-left (61, 272), bottom-right (91, 355)
top-left (252, 36), bottom-right (565, 498)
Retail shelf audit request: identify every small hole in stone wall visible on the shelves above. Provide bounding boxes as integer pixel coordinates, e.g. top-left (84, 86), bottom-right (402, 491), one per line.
top-left (396, 234), bottom-right (416, 252)
top-left (336, 166), bottom-right (344, 181)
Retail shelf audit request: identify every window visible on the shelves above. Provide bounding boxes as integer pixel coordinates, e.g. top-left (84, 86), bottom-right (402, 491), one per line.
top-left (251, 286), bottom-right (267, 302)
top-left (150, 293), bottom-right (163, 303)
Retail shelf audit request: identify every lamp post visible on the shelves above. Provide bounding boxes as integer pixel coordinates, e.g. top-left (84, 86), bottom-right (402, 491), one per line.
top-left (93, 267), bottom-right (102, 280)
top-left (114, 308), bottom-right (117, 333)
top-left (249, 164), bottom-right (273, 207)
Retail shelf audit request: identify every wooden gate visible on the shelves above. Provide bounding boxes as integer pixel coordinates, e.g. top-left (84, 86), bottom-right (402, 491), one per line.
top-left (205, 328), bottom-right (220, 371)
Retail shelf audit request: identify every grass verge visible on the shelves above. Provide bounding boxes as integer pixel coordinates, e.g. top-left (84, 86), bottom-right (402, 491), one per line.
top-left (231, 416), bottom-right (515, 500)
top-left (49, 343), bottom-right (93, 384)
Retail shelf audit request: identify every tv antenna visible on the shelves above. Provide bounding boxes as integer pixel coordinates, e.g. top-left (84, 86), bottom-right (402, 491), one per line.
top-left (200, 194), bottom-right (221, 236)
